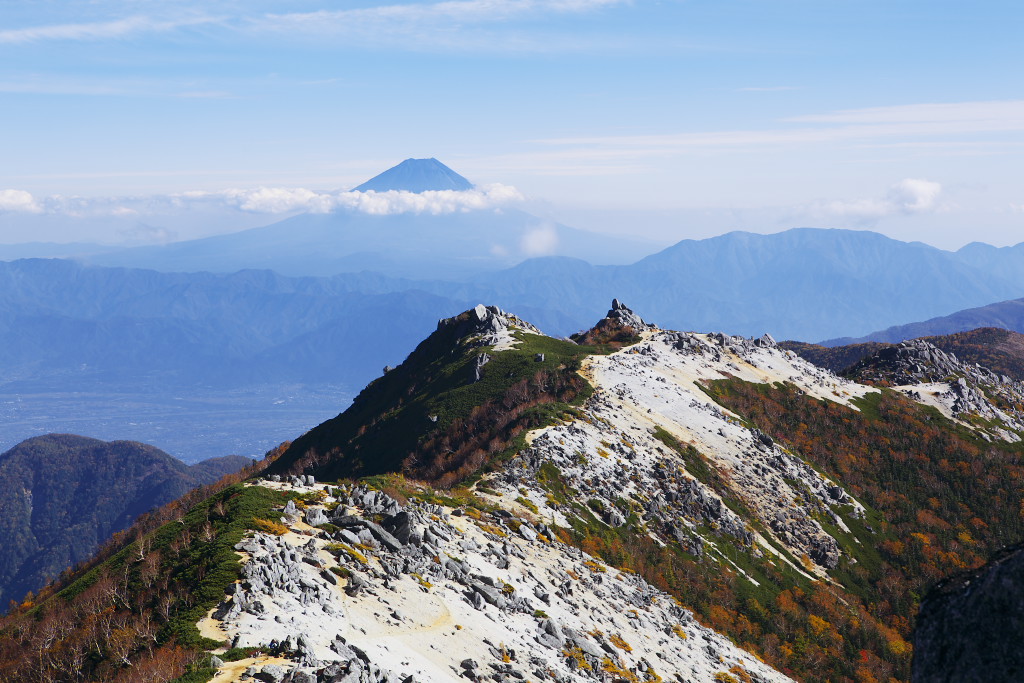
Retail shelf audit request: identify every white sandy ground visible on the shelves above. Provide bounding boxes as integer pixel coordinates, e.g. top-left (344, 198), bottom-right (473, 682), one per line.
top-left (199, 484), bottom-right (792, 682)
top-left (488, 331), bottom-right (870, 580)
top-left (892, 382), bottom-right (1024, 443)
top-left (893, 383), bottom-right (958, 420)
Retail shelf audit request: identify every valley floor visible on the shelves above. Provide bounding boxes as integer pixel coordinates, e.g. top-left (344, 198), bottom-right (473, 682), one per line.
top-left (0, 384), bottom-right (351, 462)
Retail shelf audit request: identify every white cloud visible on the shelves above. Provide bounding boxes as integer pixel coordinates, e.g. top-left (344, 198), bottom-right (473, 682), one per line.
top-left (0, 189), bottom-right (42, 213)
top-left (250, 0), bottom-right (629, 50)
top-left (219, 187), bottom-right (338, 214)
top-left (520, 222), bottom-right (559, 256)
top-left (262, 0), bottom-right (625, 29)
top-left (0, 184), bottom-right (526, 218)
top-left (199, 183), bottom-right (526, 215)
top-left (813, 179), bottom-right (944, 224)
top-left (886, 178), bottom-right (942, 213)
top-left (0, 16), bottom-right (218, 44)
top-left (536, 99), bottom-right (1024, 153)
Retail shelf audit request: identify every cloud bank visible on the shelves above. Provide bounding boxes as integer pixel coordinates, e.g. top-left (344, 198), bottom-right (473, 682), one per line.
top-left (0, 184), bottom-right (525, 218)
top-left (190, 183), bottom-right (524, 215)
top-left (0, 190), bottom-right (42, 213)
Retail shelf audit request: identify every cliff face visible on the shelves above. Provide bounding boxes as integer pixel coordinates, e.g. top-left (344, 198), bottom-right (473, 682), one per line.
top-left (913, 543), bottom-right (1024, 682)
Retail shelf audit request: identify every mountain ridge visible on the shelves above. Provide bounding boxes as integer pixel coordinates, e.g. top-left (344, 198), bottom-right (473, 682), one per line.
top-left (3, 302), bottom-right (1024, 681)
top-left (784, 327), bottom-right (1024, 381)
top-left (822, 296), bottom-right (1024, 345)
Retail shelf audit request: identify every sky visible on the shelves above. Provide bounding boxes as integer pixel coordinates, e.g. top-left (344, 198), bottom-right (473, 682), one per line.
top-left (0, 0), bottom-right (1022, 250)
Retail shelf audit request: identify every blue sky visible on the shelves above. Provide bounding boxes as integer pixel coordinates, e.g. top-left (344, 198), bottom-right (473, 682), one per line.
top-left (0, 0), bottom-right (1022, 249)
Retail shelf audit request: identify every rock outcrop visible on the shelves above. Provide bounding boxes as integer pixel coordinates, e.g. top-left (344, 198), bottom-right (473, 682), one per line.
top-left (449, 304), bottom-right (543, 349)
top-left (849, 339), bottom-right (1024, 440)
top-left (913, 542), bottom-right (1024, 682)
top-left (606, 298), bottom-right (654, 332)
top-left (202, 479), bottom-right (791, 683)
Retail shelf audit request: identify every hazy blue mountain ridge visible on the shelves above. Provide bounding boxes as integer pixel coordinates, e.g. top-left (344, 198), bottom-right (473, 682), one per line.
top-left (4, 225), bottom-right (1024, 462)
top-left (823, 297), bottom-right (1024, 346)
top-left (0, 259), bottom-right (476, 389)
top-left (437, 228), bottom-right (1024, 341)
top-left (85, 209), bottom-right (657, 279)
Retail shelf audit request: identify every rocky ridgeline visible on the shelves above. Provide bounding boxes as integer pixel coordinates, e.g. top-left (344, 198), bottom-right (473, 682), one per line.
top-left (490, 330), bottom-right (865, 574)
top-left (851, 339), bottom-right (997, 386)
top-left (201, 477), bottom-right (790, 683)
top-left (850, 339), bottom-right (1024, 440)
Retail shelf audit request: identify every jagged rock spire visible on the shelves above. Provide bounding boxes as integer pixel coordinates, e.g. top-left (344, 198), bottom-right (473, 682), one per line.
top-left (606, 299), bottom-right (654, 331)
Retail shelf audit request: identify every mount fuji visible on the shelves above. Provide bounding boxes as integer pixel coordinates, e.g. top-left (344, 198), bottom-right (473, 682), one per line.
top-left (86, 159), bottom-right (657, 279)
top-left (353, 157), bottom-right (474, 192)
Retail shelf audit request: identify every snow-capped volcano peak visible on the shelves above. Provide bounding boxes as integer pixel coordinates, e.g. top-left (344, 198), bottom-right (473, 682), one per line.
top-left (353, 158), bottom-right (474, 193)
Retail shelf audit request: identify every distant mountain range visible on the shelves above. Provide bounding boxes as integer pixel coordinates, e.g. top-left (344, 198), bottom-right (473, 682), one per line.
top-left (451, 228), bottom-right (1024, 341)
top-left (822, 296), bottom-right (1024, 345)
top-left (2, 158), bottom-right (1024, 462)
top-left (0, 434), bottom-right (251, 608)
top-left (0, 259), bottom-right (476, 391)
top-left (3, 224), bottom-right (1024, 459)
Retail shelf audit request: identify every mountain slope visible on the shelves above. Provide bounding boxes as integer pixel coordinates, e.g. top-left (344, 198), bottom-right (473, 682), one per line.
top-left (266, 304), bottom-right (607, 486)
top-left (0, 434), bottom-right (252, 608)
top-left (777, 339), bottom-right (889, 374)
top-left (265, 303), bottom-right (1024, 681)
top-left (207, 478), bottom-right (791, 683)
top-left (4, 304), bottom-right (1024, 681)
